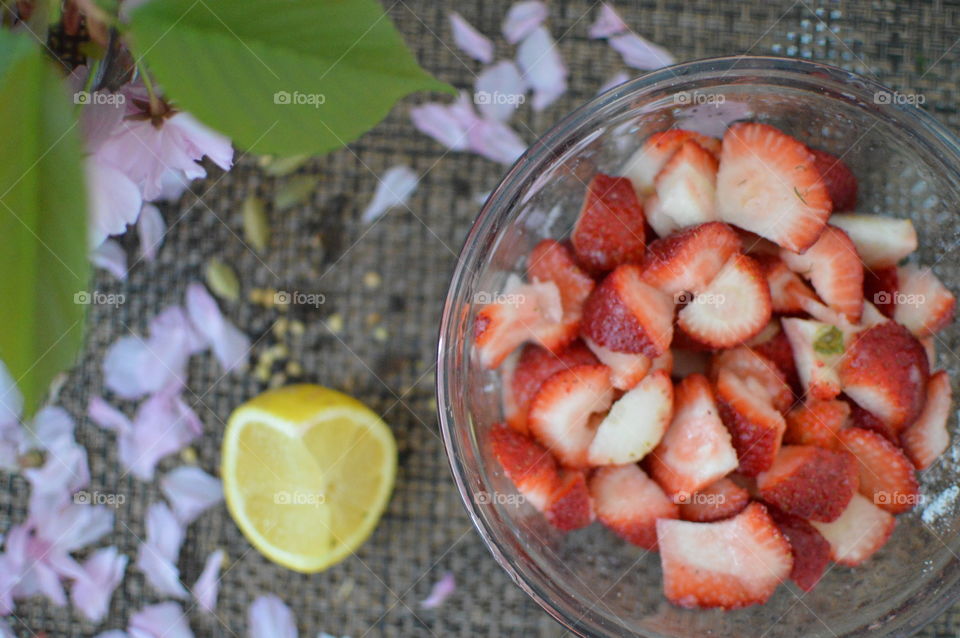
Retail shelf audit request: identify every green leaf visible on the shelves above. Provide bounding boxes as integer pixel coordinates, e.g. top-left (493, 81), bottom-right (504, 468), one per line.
top-left (126, 0), bottom-right (453, 155)
top-left (0, 31), bottom-right (90, 417)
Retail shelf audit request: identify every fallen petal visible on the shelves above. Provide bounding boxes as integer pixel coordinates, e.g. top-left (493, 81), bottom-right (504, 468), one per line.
top-left (248, 595), bottom-right (297, 638)
top-left (516, 26), bottom-right (568, 111)
top-left (120, 387), bottom-right (202, 481)
top-left (71, 546), bottom-right (128, 623)
top-left (475, 61), bottom-right (527, 122)
top-left (137, 204), bottom-right (166, 262)
top-left (32, 502), bottom-right (114, 553)
top-left (28, 406), bottom-right (75, 450)
top-left (502, 1), bottom-right (548, 44)
top-left (23, 437), bottom-right (90, 514)
top-left (588, 3), bottom-right (629, 38)
top-left (160, 466), bottom-right (223, 524)
top-left (185, 283), bottom-right (250, 372)
top-left (361, 166), bottom-right (419, 224)
top-left (91, 239), bottom-right (128, 279)
top-left (467, 118), bottom-right (527, 165)
top-left (143, 502), bottom-right (185, 562)
top-left (128, 601), bottom-right (194, 638)
top-left (192, 549), bottom-right (224, 613)
top-left (136, 546), bottom-right (187, 599)
top-left (87, 397), bottom-right (133, 434)
top-left (420, 571), bottom-right (456, 609)
top-left (607, 32), bottom-right (675, 69)
top-left (410, 102), bottom-right (474, 151)
top-left (449, 12), bottom-right (493, 63)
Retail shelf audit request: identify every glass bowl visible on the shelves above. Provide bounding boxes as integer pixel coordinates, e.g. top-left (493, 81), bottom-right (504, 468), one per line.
top-left (436, 56), bottom-right (960, 637)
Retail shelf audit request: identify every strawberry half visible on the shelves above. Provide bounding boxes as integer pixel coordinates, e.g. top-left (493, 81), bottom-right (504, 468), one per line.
top-left (784, 399), bottom-right (850, 449)
top-left (490, 423), bottom-right (561, 512)
top-left (639, 222), bottom-right (741, 296)
top-left (750, 323), bottom-right (801, 393)
top-left (892, 264), bottom-right (956, 336)
top-left (709, 346), bottom-right (793, 414)
top-left (646, 140), bottom-right (719, 237)
top-left (781, 318), bottom-right (844, 401)
top-left (657, 502), bottom-right (792, 609)
top-left (588, 370), bottom-right (673, 466)
top-left (583, 336), bottom-right (650, 391)
top-left (590, 464), bottom-right (678, 550)
top-left (676, 478), bottom-right (750, 523)
top-left (528, 364), bottom-right (614, 468)
top-left (901, 370), bottom-right (952, 470)
top-left (839, 321), bottom-right (929, 432)
top-left (754, 254), bottom-right (819, 316)
top-left (837, 427), bottom-right (919, 514)
top-left (545, 470), bottom-right (595, 531)
top-left (808, 147), bottom-right (858, 212)
top-left (810, 493), bottom-right (895, 567)
top-left (572, 174), bottom-right (646, 274)
top-left (621, 129), bottom-right (722, 196)
top-left (581, 264), bottom-right (675, 356)
top-left (767, 506), bottom-right (831, 592)
top-left (716, 122), bottom-right (831, 253)
top-left (863, 266), bottom-right (899, 318)
top-left (677, 254), bottom-right (772, 349)
top-left (780, 225), bottom-right (864, 323)
top-left (528, 239), bottom-right (595, 320)
top-left (847, 401), bottom-right (898, 444)
top-left (756, 445), bottom-right (858, 522)
top-left (829, 213), bottom-right (917, 269)
top-left (648, 374), bottom-right (739, 497)
top-left (715, 368), bottom-right (787, 475)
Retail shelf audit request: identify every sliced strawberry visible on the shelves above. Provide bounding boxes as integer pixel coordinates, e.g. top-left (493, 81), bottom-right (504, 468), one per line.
top-left (651, 348), bottom-right (673, 376)
top-left (736, 228), bottom-right (781, 257)
top-left (504, 342), bottom-right (600, 433)
top-left (715, 368), bottom-right (786, 475)
top-left (847, 401), bottom-right (898, 444)
top-left (571, 174), bottom-right (646, 274)
top-left (676, 478), bottom-right (750, 522)
top-left (829, 213), bottom-right (917, 269)
top-left (657, 502), bottom-right (792, 609)
top-left (893, 264), bottom-right (956, 336)
top-left (864, 266), bottom-right (898, 318)
top-left (922, 335), bottom-right (937, 369)
top-left (766, 506), bottom-right (831, 592)
top-left (716, 122), bottom-right (831, 253)
top-left (677, 254), bottom-right (772, 349)
top-left (645, 140), bottom-right (719, 237)
top-left (528, 364), bottom-right (614, 468)
top-left (810, 493), bottom-right (895, 566)
top-left (528, 239), bottom-right (595, 319)
top-left (750, 323), bottom-right (801, 393)
top-left (490, 423), bottom-right (561, 512)
top-left (753, 254), bottom-right (818, 316)
top-left (583, 336), bottom-right (650, 391)
top-left (709, 347), bottom-right (792, 414)
top-left (639, 222), bottom-right (741, 296)
top-left (837, 427), bottom-right (919, 514)
top-left (780, 225), bottom-right (863, 323)
top-left (545, 470), bottom-right (595, 531)
top-left (588, 370), bottom-right (673, 466)
top-left (621, 129), bottom-right (722, 196)
top-left (901, 370), bottom-right (952, 470)
top-left (756, 445), bottom-right (858, 522)
top-left (781, 318), bottom-right (844, 400)
top-left (784, 399), bottom-right (850, 449)
top-left (839, 321), bottom-right (929, 432)
top-left (648, 374), bottom-right (739, 497)
top-left (581, 264), bottom-right (675, 356)
top-left (671, 348), bottom-right (711, 378)
top-left (590, 464), bottom-right (678, 550)
top-left (808, 147), bottom-right (858, 212)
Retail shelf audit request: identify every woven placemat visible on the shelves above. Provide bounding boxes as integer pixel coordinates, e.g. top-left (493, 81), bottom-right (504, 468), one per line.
top-left (3, 1), bottom-right (960, 636)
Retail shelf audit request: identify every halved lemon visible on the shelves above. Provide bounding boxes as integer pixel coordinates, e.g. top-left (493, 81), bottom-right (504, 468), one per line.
top-left (222, 384), bottom-right (396, 573)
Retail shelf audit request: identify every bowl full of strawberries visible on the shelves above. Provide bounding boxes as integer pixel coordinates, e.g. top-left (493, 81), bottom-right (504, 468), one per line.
top-left (437, 56), bottom-right (960, 637)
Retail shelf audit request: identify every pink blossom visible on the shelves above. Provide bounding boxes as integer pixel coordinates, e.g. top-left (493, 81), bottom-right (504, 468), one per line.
top-left (502, 1), bottom-right (548, 44)
top-left (128, 601), bottom-right (194, 638)
top-left (136, 502), bottom-right (187, 598)
top-left (87, 162), bottom-right (143, 247)
top-left (137, 204), bottom-right (166, 261)
top-left (516, 26), bottom-right (568, 111)
top-left (70, 546), bottom-right (128, 622)
top-left (91, 239), bottom-right (128, 279)
top-left (185, 283), bottom-right (250, 373)
top-left (449, 12), bottom-right (493, 63)
top-left (160, 466), bottom-right (223, 524)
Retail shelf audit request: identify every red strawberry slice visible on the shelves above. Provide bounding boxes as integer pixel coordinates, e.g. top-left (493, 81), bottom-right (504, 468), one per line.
top-left (715, 368), bottom-right (787, 475)
top-left (830, 213), bottom-right (917, 268)
top-left (676, 478), bottom-right (750, 522)
top-left (709, 347), bottom-right (793, 414)
top-left (847, 401), bottom-right (898, 444)
top-left (622, 129), bottom-right (722, 196)
top-left (837, 427), bottom-right (919, 514)
top-left (901, 370), bottom-right (952, 470)
top-left (657, 502), bottom-right (792, 609)
top-left (810, 493), bottom-right (895, 566)
top-left (490, 423), bottom-right (561, 512)
top-left (581, 264), bottom-right (675, 356)
top-left (839, 321), bottom-right (929, 432)
top-left (756, 445), bottom-right (859, 522)
top-left (780, 225), bottom-right (864, 323)
top-left (750, 323), bottom-right (801, 393)
top-left (781, 318), bottom-right (844, 401)
top-left (528, 364), bottom-right (614, 468)
top-left (528, 239), bottom-right (595, 319)
top-left (754, 254), bottom-right (819, 315)
top-left (583, 336), bottom-right (650, 391)
top-left (767, 506), bottom-right (831, 592)
top-left (893, 264), bottom-right (956, 336)
top-left (737, 228), bottom-right (781, 257)
top-left (590, 464), bottom-right (678, 550)
top-left (545, 470), bottom-right (595, 531)
top-left (808, 147), bottom-right (858, 212)
top-left (784, 399), bottom-right (850, 449)
top-left (648, 374), bottom-right (739, 497)
top-left (677, 254), bottom-right (772, 348)
top-left (588, 370), bottom-right (673, 466)
top-left (640, 222), bottom-right (741, 296)
top-left (716, 122), bottom-right (832, 253)
top-left (863, 266), bottom-right (898, 318)
top-left (572, 174), bottom-right (646, 274)
top-left (503, 342), bottom-right (600, 434)
top-left (646, 140), bottom-right (719, 237)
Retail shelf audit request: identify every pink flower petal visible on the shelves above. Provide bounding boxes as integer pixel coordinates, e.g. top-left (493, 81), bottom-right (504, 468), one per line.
top-left (607, 32), bottom-right (675, 69)
top-left (361, 165), bottom-right (419, 224)
top-left (160, 466), bottom-right (223, 524)
top-left (136, 502), bottom-right (187, 598)
top-left (588, 3), bottom-right (629, 38)
top-left (157, 169), bottom-right (191, 202)
top-left (137, 204), bottom-right (166, 262)
top-left (87, 161), bottom-right (143, 248)
top-left (128, 602), bottom-right (194, 638)
top-left (502, 1), bottom-right (548, 44)
top-left (597, 71), bottom-right (631, 95)
top-left (191, 549), bottom-right (224, 613)
top-left (420, 571), bottom-right (456, 609)
top-left (32, 502), bottom-right (114, 553)
top-left (88, 396), bottom-right (133, 434)
top-left (121, 386), bottom-right (202, 481)
top-left (0, 420), bottom-right (22, 471)
top-left (29, 406), bottom-right (75, 450)
top-left (137, 547), bottom-right (187, 598)
top-left (0, 360), bottom-right (22, 424)
top-left (410, 102), bottom-right (474, 151)
top-left (467, 117), bottom-right (527, 165)
top-left (23, 437), bottom-right (89, 514)
top-left (248, 595), bottom-right (297, 638)
top-left (70, 546), bottom-right (128, 623)
top-left (475, 61), bottom-right (527, 122)
top-left (516, 26), bottom-right (568, 111)
top-left (168, 113), bottom-right (234, 172)
top-left (185, 283), bottom-right (250, 372)
top-left (449, 12), bottom-right (493, 64)
top-left (91, 239), bottom-right (128, 279)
